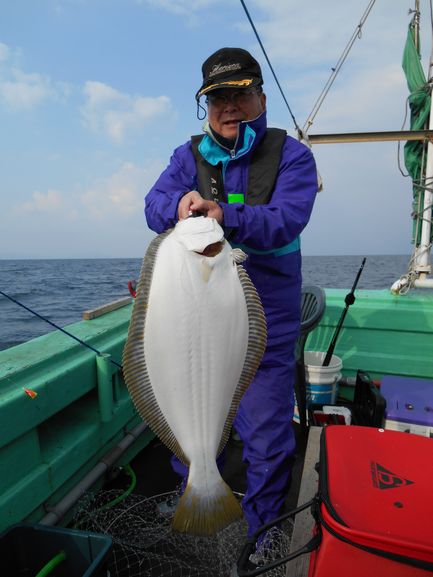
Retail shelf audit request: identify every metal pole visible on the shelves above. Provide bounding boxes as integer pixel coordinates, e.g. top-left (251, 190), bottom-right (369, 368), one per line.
top-left (40, 422), bottom-right (149, 526)
top-left (308, 129), bottom-right (433, 144)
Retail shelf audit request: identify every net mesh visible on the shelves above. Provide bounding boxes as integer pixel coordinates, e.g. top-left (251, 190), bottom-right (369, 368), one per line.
top-left (72, 488), bottom-right (293, 577)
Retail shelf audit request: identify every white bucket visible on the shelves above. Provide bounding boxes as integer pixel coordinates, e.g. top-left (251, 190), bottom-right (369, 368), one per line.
top-left (304, 350), bottom-right (342, 406)
top-left (293, 351), bottom-right (342, 423)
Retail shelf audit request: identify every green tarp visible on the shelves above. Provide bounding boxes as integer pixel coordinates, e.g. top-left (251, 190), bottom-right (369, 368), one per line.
top-left (402, 21), bottom-right (432, 244)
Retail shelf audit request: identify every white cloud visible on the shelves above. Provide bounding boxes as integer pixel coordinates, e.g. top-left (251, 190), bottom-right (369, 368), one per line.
top-left (81, 81), bottom-right (173, 143)
top-left (0, 43), bottom-right (10, 62)
top-left (0, 68), bottom-right (56, 109)
top-left (239, 0), bottom-right (417, 137)
top-left (21, 190), bottom-right (64, 212)
top-left (6, 160), bottom-right (164, 257)
top-left (13, 161), bottom-right (163, 222)
top-left (0, 45), bottom-right (71, 110)
top-left (244, 0), bottom-right (406, 69)
top-left (80, 163), bottom-right (148, 220)
top-left (80, 161), bottom-right (163, 219)
top-left (83, 80), bottom-right (121, 105)
top-left (308, 64), bottom-right (406, 134)
top-left (137, 0), bottom-right (219, 17)
top-left (18, 189), bottom-right (78, 220)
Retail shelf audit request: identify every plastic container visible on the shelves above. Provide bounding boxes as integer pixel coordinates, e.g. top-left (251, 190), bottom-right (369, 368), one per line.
top-left (0, 524), bottom-right (112, 577)
top-left (304, 350), bottom-right (342, 406)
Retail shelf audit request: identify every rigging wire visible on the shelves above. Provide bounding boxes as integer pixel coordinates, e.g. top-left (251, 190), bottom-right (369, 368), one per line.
top-left (239, 0), bottom-right (377, 138)
top-left (397, 95), bottom-right (411, 178)
top-left (303, 0), bottom-right (377, 133)
top-left (239, 0), bottom-right (302, 136)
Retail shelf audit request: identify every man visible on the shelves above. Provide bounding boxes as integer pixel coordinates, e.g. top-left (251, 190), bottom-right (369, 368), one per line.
top-left (145, 47), bottom-right (318, 539)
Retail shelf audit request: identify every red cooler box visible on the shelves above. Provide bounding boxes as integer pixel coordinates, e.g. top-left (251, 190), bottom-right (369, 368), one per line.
top-left (309, 426), bottom-right (433, 576)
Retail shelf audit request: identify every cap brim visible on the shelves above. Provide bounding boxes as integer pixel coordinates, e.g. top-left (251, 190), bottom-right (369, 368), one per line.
top-left (196, 77), bottom-right (261, 99)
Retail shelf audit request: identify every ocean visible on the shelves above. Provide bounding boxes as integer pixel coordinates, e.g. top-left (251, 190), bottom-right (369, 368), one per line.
top-left (0, 255), bottom-right (410, 351)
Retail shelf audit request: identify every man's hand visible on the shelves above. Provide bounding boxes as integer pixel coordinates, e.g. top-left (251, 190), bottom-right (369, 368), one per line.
top-left (178, 191), bottom-right (224, 224)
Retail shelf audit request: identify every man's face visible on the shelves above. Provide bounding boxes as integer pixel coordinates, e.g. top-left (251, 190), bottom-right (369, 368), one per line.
top-left (207, 88), bottom-right (266, 140)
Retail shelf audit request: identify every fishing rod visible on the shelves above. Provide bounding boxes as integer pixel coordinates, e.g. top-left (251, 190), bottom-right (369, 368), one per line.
top-left (239, 0), bottom-right (301, 135)
top-left (322, 257), bottom-right (366, 367)
top-left (0, 289), bottom-right (123, 369)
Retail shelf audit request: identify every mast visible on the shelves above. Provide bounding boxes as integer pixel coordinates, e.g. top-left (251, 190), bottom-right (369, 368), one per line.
top-left (414, 0), bottom-right (421, 51)
top-left (391, 0), bottom-right (433, 293)
top-left (412, 0), bottom-right (433, 286)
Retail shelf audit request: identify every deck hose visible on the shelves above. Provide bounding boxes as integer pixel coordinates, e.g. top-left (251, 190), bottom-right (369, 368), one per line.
top-left (100, 463), bottom-right (137, 510)
top-left (35, 550), bottom-right (66, 577)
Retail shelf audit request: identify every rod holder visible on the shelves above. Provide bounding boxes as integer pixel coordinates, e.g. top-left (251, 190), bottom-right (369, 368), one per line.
top-left (96, 354), bottom-right (114, 423)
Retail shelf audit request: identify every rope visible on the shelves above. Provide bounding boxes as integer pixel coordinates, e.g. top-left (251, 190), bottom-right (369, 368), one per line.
top-left (303, 0), bottom-right (377, 133)
top-left (239, 0), bottom-right (302, 136)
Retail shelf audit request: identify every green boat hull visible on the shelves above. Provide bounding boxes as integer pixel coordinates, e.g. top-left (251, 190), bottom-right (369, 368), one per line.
top-left (0, 288), bottom-right (432, 531)
top-left (309, 289), bottom-right (433, 380)
top-left (0, 302), bottom-right (153, 532)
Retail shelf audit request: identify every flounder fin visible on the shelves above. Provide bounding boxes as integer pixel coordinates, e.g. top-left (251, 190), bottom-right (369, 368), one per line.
top-left (123, 229), bottom-right (188, 465)
top-left (217, 264), bottom-right (267, 457)
top-left (172, 481), bottom-right (243, 536)
top-left (232, 248), bottom-right (248, 263)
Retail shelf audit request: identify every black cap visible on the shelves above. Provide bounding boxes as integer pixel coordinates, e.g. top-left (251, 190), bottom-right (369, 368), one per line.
top-left (196, 47), bottom-right (263, 100)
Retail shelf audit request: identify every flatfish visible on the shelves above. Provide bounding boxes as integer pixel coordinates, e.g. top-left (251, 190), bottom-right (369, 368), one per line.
top-left (123, 216), bottom-right (266, 535)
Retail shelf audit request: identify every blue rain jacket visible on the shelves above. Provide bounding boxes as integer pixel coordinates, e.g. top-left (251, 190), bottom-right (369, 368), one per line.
top-left (145, 110), bottom-right (318, 535)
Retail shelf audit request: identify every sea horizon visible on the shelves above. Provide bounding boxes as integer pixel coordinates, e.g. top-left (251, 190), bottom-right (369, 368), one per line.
top-left (0, 254), bottom-right (415, 351)
top-left (0, 253), bottom-right (412, 260)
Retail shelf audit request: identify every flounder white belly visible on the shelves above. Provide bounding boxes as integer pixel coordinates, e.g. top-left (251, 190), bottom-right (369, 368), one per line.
top-left (123, 216), bottom-right (266, 536)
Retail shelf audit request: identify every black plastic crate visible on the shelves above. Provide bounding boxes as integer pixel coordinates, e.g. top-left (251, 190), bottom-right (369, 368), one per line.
top-left (0, 524), bottom-right (112, 577)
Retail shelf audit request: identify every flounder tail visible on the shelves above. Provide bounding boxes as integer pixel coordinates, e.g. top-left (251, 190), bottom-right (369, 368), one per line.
top-left (172, 480), bottom-right (243, 536)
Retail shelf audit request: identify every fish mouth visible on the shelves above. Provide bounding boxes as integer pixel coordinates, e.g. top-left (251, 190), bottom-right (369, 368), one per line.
top-left (196, 241), bottom-right (225, 257)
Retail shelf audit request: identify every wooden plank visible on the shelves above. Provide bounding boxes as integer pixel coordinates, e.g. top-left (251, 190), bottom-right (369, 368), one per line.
top-left (285, 426), bottom-right (321, 577)
top-left (82, 296), bottom-right (132, 320)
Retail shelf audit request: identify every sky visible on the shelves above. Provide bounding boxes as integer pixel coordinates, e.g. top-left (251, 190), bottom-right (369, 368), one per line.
top-left (0, 0), bottom-right (431, 258)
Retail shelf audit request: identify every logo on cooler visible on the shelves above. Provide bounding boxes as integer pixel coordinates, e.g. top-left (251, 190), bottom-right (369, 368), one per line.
top-left (371, 462), bottom-right (414, 490)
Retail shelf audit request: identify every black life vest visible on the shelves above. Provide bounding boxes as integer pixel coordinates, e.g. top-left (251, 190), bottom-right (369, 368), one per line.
top-left (191, 128), bottom-right (287, 206)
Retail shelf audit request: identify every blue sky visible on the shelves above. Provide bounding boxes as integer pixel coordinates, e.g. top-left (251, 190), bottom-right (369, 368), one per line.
top-left (0, 0), bottom-right (430, 258)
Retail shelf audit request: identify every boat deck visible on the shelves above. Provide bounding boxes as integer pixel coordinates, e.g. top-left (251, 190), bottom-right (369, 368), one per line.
top-left (285, 427), bottom-right (321, 577)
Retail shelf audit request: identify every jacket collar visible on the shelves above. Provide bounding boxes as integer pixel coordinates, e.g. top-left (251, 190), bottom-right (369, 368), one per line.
top-left (203, 110), bottom-right (268, 157)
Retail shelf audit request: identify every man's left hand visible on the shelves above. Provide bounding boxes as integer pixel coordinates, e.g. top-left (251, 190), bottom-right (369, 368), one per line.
top-left (191, 198), bottom-right (223, 224)
top-left (179, 191), bottom-right (223, 224)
